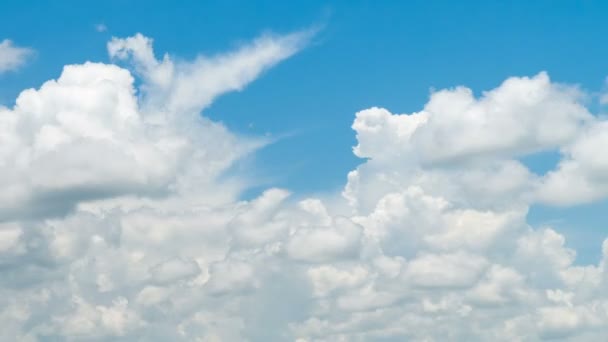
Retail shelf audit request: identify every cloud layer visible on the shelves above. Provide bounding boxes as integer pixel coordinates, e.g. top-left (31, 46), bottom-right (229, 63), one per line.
top-left (2, 31), bottom-right (608, 341)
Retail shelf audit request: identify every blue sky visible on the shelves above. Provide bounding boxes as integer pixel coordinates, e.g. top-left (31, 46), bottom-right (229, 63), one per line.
top-left (8, 0), bottom-right (605, 261)
top-left (2, 2), bottom-right (608, 339)
top-left (4, 1), bottom-right (608, 190)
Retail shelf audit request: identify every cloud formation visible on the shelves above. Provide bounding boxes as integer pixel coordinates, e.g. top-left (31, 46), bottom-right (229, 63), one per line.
top-left (2, 31), bottom-right (608, 341)
top-left (0, 39), bottom-right (32, 74)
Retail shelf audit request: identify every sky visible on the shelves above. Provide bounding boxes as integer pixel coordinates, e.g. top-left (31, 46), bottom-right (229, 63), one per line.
top-left (2, 0), bottom-right (608, 340)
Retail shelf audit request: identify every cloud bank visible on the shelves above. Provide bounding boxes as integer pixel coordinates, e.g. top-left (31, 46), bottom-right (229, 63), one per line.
top-left (2, 31), bottom-right (608, 341)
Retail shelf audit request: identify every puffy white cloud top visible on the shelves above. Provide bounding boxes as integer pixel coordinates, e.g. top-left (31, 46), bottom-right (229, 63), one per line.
top-left (2, 31), bottom-right (608, 341)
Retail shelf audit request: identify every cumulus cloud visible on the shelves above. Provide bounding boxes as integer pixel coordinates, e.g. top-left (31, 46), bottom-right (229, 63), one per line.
top-left (538, 120), bottom-right (608, 205)
top-left (353, 73), bottom-right (592, 165)
top-left (0, 39), bottom-right (33, 73)
top-left (2, 29), bottom-right (608, 341)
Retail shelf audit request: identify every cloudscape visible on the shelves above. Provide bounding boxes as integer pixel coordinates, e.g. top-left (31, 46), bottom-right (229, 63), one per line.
top-left (2, 1), bottom-right (608, 341)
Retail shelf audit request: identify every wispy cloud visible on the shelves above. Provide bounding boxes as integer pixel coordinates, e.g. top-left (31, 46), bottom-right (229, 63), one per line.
top-left (95, 23), bottom-right (108, 32)
top-left (0, 39), bottom-right (33, 73)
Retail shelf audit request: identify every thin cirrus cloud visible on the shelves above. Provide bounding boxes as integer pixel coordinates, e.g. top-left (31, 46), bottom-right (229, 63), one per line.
top-left (0, 39), bottom-right (33, 74)
top-left (2, 27), bottom-right (608, 341)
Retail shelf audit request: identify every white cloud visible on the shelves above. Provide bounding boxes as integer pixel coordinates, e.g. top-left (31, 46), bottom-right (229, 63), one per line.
top-left (538, 120), bottom-right (608, 205)
top-left (286, 216), bottom-right (363, 263)
top-left (2, 29), bottom-right (608, 341)
top-left (0, 39), bottom-right (33, 73)
top-left (0, 28), bottom-right (313, 221)
top-left (0, 62), bottom-right (188, 220)
top-left (353, 72), bottom-right (592, 165)
top-left (405, 251), bottom-right (489, 289)
top-left (107, 29), bottom-right (314, 115)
